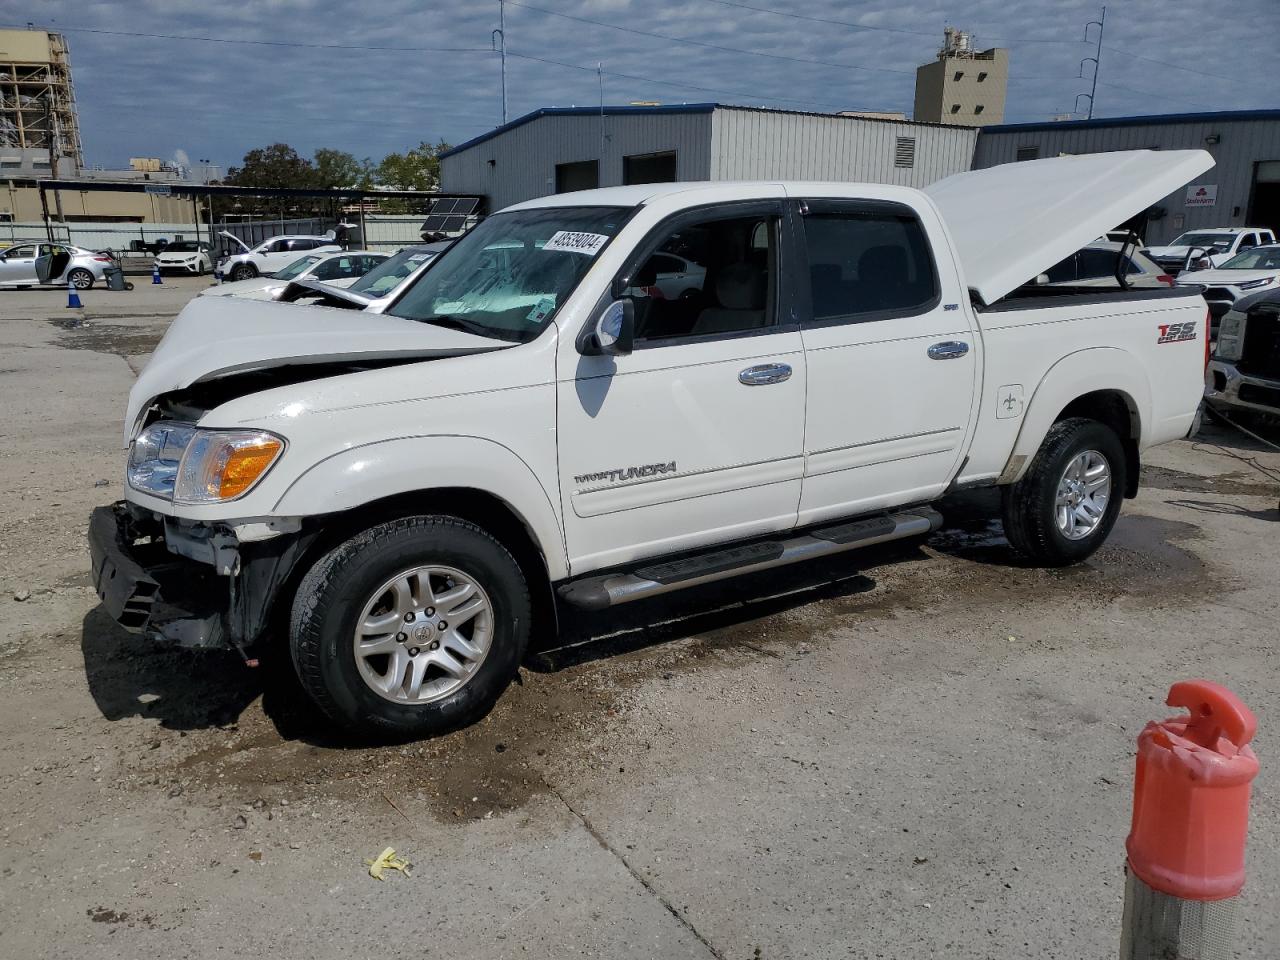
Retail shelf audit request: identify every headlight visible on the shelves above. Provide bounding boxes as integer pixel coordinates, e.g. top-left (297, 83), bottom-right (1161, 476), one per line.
top-left (1215, 310), bottom-right (1246, 362)
top-left (128, 422), bottom-right (284, 502)
top-left (1236, 276), bottom-right (1274, 291)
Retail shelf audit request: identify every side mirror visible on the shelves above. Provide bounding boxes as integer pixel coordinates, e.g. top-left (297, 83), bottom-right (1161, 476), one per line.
top-left (578, 299), bottom-right (634, 356)
top-left (35, 250), bottom-right (71, 284)
top-left (1184, 246), bottom-right (1208, 271)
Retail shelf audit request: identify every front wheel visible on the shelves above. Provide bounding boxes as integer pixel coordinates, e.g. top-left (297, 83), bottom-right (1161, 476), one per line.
top-left (1001, 417), bottom-right (1126, 566)
top-left (230, 263), bottom-right (257, 282)
top-left (289, 515), bottom-right (532, 739)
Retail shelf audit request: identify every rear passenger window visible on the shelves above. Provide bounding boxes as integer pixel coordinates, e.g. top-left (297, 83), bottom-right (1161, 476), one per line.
top-left (801, 209), bottom-right (938, 323)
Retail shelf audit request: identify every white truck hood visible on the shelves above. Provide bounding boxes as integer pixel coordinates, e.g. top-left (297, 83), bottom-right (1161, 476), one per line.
top-left (125, 296), bottom-right (507, 440)
top-left (925, 149), bottom-right (1214, 304)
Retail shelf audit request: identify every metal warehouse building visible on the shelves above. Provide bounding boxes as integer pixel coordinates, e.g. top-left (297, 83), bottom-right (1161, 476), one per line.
top-left (439, 103), bottom-right (978, 212)
top-left (974, 110), bottom-right (1280, 246)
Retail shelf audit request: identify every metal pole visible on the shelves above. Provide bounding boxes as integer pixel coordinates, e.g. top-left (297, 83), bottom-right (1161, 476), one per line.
top-left (598, 63), bottom-right (605, 179)
top-left (39, 184), bottom-right (53, 242)
top-left (492, 0), bottom-right (507, 125)
top-left (1086, 6), bottom-right (1104, 119)
top-left (44, 98), bottom-right (64, 225)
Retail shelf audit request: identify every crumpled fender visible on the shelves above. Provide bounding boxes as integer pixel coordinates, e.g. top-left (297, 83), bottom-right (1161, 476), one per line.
top-left (1000, 347), bottom-right (1152, 483)
top-left (272, 434), bottom-right (568, 580)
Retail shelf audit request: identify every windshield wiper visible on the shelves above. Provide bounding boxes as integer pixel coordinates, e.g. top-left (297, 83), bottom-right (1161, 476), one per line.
top-left (416, 315), bottom-right (500, 339)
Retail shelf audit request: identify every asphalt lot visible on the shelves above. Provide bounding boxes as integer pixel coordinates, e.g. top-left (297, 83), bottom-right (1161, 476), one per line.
top-left (1, 283), bottom-right (1278, 959)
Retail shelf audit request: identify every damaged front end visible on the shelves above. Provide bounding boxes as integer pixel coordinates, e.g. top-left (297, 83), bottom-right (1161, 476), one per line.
top-left (89, 501), bottom-right (316, 653)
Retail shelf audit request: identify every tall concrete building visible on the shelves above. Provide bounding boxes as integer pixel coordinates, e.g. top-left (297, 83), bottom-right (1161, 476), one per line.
top-left (0, 28), bottom-right (83, 177)
top-left (914, 28), bottom-right (1008, 127)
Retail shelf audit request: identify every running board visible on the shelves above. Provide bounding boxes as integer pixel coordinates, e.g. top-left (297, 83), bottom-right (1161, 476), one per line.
top-left (558, 508), bottom-right (943, 611)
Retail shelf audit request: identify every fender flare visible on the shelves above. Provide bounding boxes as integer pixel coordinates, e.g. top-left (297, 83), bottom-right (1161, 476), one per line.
top-left (272, 434), bottom-right (568, 580)
top-left (1000, 347), bottom-right (1152, 483)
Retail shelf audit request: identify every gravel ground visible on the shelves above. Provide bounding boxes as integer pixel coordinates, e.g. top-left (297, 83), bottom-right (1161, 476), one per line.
top-left (0, 290), bottom-right (1277, 959)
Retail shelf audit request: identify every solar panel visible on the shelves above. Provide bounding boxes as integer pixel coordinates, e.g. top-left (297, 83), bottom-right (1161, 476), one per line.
top-left (421, 197), bottom-right (481, 237)
top-left (421, 215), bottom-right (450, 232)
top-left (431, 198), bottom-right (459, 214)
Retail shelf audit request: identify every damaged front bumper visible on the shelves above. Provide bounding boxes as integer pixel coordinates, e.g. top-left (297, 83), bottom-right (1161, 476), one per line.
top-left (88, 502), bottom-right (314, 652)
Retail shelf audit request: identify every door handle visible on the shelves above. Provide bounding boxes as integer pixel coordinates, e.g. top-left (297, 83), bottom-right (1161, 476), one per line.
top-left (927, 341), bottom-right (970, 360)
top-left (739, 362), bottom-right (792, 386)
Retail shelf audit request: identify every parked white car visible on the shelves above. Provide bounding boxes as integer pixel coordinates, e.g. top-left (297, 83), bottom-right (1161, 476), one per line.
top-left (277, 242), bottom-right (452, 312)
top-left (1176, 243), bottom-right (1280, 329)
top-left (0, 241), bottom-right (114, 289)
top-left (91, 149), bottom-right (1212, 739)
top-left (1043, 242), bottom-right (1172, 289)
top-left (202, 250), bottom-right (388, 302)
top-left (154, 240), bottom-right (214, 276)
top-left (216, 231), bottom-right (341, 282)
top-left (1146, 227), bottom-right (1276, 276)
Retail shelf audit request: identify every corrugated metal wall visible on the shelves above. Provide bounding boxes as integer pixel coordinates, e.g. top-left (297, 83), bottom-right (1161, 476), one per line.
top-left (440, 111), bottom-right (713, 212)
top-left (974, 117), bottom-right (1280, 244)
top-left (710, 108), bottom-right (977, 187)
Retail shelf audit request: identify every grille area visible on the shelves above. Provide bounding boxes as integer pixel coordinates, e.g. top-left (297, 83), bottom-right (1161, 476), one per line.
top-left (1238, 311), bottom-right (1280, 378)
top-left (1238, 383), bottom-right (1280, 408)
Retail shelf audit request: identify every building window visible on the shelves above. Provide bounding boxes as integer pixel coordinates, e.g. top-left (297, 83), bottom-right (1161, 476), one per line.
top-left (949, 104), bottom-right (961, 114)
top-left (555, 159), bottom-right (599, 193)
top-left (623, 151), bottom-right (677, 185)
top-left (974, 105), bottom-right (985, 115)
top-left (977, 72), bottom-right (988, 82)
top-left (894, 137), bottom-right (916, 168)
top-left (1016, 145), bottom-right (1040, 162)
top-left (953, 71), bottom-right (964, 81)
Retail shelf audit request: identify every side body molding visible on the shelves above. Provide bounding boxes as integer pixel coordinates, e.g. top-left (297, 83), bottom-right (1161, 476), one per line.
top-left (1001, 347), bottom-right (1152, 483)
top-left (273, 435), bottom-right (569, 581)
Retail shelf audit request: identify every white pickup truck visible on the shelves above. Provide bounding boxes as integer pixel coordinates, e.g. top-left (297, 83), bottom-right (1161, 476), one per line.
top-left (87, 150), bottom-right (1212, 739)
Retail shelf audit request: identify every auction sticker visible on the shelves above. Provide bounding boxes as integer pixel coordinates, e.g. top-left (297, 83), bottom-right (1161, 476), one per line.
top-left (544, 231), bottom-right (610, 255)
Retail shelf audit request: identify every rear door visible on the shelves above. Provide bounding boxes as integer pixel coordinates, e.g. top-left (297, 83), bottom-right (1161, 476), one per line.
top-left (557, 201), bottom-right (807, 574)
top-left (792, 197), bottom-right (979, 526)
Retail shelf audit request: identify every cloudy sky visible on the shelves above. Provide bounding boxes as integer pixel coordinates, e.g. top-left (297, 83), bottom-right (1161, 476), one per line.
top-left (6, 0), bottom-right (1275, 172)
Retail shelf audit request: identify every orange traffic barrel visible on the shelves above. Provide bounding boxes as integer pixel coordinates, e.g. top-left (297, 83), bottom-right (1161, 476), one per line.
top-left (1126, 679), bottom-right (1259, 901)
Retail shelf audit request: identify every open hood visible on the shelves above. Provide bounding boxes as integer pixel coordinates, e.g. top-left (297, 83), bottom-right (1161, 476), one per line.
top-left (925, 149), bottom-right (1214, 304)
top-left (125, 296), bottom-right (507, 440)
top-left (218, 230), bottom-right (252, 254)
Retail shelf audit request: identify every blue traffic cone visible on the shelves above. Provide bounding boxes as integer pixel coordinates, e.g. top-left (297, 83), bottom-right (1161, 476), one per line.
top-left (66, 278), bottom-right (82, 309)
top-left (152, 264), bottom-right (163, 284)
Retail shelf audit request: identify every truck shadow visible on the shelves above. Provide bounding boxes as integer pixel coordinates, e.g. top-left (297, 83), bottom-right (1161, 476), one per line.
top-left (78, 544), bottom-right (926, 740)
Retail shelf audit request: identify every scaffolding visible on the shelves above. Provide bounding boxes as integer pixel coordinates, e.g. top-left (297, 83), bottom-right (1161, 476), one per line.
top-left (0, 29), bottom-right (83, 169)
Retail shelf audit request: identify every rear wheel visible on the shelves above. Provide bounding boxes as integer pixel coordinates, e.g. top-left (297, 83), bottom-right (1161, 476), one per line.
top-left (230, 263), bottom-right (257, 281)
top-left (1001, 417), bottom-right (1126, 566)
top-left (67, 268), bottom-right (94, 290)
top-left (289, 515), bottom-right (531, 739)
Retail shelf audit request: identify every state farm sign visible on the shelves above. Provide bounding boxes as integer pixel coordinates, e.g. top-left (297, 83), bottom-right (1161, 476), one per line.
top-left (1185, 184), bottom-right (1218, 207)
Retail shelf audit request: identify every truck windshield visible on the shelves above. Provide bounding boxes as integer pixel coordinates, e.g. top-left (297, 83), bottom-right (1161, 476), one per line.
top-left (1220, 247), bottom-right (1280, 270)
top-left (387, 206), bottom-right (631, 343)
top-left (1171, 232), bottom-right (1233, 249)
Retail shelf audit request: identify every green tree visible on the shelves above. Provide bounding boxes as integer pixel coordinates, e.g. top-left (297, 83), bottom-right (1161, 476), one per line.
top-left (376, 139), bottom-right (451, 190)
top-left (314, 148), bottom-right (374, 190)
top-left (225, 143), bottom-right (317, 190)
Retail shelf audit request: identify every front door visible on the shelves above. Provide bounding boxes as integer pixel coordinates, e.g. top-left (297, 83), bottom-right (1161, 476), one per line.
top-left (0, 243), bottom-right (40, 286)
top-left (557, 203), bottom-right (806, 574)
top-left (792, 197), bottom-right (979, 526)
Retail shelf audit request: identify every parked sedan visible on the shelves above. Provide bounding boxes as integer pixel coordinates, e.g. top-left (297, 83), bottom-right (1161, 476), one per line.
top-left (1042, 242), bottom-right (1173, 288)
top-left (275, 242), bottom-right (451, 312)
top-left (202, 250), bottom-right (388, 301)
top-left (1177, 244), bottom-right (1280, 328)
top-left (154, 240), bottom-right (213, 275)
top-left (0, 241), bottom-right (114, 289)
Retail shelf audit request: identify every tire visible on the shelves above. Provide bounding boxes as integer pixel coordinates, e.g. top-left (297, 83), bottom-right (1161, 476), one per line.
top-left (289, 515), bottom-right (531, 739)
top-left (1001, 417), bottom-right (1126, 566)
top-left (230, 263), bottom-right (257, 282)
top-left (68, 268), bottom-right (94, 290)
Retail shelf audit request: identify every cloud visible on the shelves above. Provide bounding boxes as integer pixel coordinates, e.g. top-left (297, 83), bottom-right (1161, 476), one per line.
top-left (15, 0), bottom-right (1275, 169)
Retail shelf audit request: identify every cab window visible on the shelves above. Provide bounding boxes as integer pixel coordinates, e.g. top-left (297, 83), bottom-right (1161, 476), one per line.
top-left (624, 212), bottom-right (778, 345)
top-left (799, 206), bottom-right (938, 324)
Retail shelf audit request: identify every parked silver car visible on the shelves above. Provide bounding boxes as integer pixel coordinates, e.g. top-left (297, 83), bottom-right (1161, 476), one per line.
top-left (0, 241), bottom-right (115, 289)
